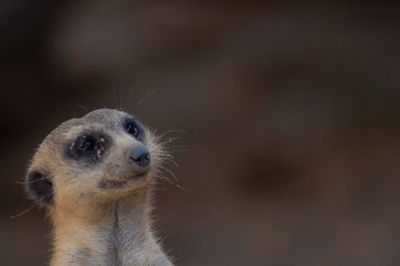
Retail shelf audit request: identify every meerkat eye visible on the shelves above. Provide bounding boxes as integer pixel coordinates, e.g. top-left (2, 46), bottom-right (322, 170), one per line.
top-left (66, 133), bottom-right (109, 162)
top-left (77, 135), bottom-right (96, 152)
top-left (124, 119), bottom-right (144, 141)
top-left (126, 123), bottom-right (139, 137)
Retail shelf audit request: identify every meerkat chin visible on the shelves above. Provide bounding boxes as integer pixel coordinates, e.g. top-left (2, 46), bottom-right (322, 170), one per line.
top-left (25, 108), bottom-right (174, 266)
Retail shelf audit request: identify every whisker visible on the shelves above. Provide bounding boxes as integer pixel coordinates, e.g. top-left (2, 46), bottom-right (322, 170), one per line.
top-left (158, 174), bottom-right (188, 192)
top-left (152, 127), bottom-right (188, 192)
top-left (76, 104), bottom-right (88, 115)
top-left (159, 146), bottom-right (190, 153)
top-left (125, 83), bottom-right (135, 111)
top-left (165, 137), bottom-right (181, 143)
top-left (137, 90), bottom-right (155, 105)
top-left (156, 130), bottom-right (187, 140)
top-left (157, 165), bottom-right (178, 181)
top-left (156, 138), bottom-right (182, 148)
top-left (168, 148), bottom-right (190, 152)
top-left (16, 177), bottom-right (48, 185)
top-left (112, 84), bottom-right (118, 110)
top-left (157, 153), bottom-right (177, 160)
top-left (163, 158), bottom-right (179, 168)
top-left (173, 183), bottom-right (188, 192)
top-left (119, 83), bottom-right (125, 110)
top-left (157, 157), bottom-right (179, 168)
top-left (10, 201), bottom-right (40, 219)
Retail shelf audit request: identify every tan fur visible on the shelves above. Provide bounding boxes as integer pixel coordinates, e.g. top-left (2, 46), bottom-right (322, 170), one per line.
top-left (26, 109), bottom-right (173, 266)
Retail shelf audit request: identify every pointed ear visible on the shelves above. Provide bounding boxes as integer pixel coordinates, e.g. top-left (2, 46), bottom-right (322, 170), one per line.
top-left (26, 170), bottom-right (53, 205)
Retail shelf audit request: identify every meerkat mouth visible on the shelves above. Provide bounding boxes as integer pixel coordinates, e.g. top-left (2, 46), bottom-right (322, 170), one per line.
top-left (99, 171), bottom-right (149, 190)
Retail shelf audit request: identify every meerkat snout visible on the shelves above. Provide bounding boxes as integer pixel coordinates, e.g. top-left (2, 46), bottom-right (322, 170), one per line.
top-left (130, 145), bottom-right (151, 167)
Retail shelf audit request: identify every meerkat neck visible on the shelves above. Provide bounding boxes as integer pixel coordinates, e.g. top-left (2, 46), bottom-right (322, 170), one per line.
top-left (50, 190), bottom-right (171, 266)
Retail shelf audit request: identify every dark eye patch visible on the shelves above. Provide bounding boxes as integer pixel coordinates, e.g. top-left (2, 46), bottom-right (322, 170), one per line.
top-left (76, 135), bottom-right (96, 152)
top-left (124, 117), bottom-right (145, 142)
top-left (65, 132), bottom-right (110, 164)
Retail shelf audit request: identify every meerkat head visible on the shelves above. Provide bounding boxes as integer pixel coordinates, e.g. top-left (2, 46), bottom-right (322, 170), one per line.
top-left (25, 109), bottom-right (162, 207)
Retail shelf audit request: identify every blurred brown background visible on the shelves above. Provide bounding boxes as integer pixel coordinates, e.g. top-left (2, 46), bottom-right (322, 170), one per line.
top-left (1, 1), bottom-right (400, 265)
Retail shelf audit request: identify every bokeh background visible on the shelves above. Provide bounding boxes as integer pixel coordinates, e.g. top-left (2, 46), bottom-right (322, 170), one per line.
top-left (1, 1), bottom-right (400, 265)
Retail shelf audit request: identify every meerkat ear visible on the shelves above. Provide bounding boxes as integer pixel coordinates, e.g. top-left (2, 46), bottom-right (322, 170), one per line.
top-left (26, 170), bottom-right (53, 205)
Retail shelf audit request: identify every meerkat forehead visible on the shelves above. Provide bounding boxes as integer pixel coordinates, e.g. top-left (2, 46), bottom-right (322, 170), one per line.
top-left (44, 109), bottom-right (136, 140)
top-left (81, 108), bottom-right (129, 128)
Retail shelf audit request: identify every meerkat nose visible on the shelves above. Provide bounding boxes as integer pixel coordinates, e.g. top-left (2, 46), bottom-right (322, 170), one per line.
top-left (129, 146), bottom-right (151, 167)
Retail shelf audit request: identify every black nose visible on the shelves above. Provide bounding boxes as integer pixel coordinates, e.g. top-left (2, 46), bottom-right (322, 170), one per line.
top-left (129, 146), bottom-right (150, 167)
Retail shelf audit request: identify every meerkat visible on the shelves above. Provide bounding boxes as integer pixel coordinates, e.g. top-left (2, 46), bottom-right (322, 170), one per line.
top-left (25, 108), bottom-right (174, 266)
